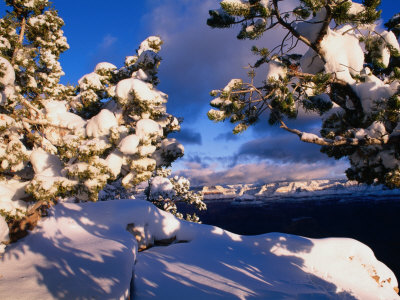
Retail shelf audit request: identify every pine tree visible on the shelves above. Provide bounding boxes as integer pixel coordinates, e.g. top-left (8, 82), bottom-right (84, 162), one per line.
top-left (207, 0), bottom-right (400, 188)
top-left (0, 0), bottom-right (205, 237)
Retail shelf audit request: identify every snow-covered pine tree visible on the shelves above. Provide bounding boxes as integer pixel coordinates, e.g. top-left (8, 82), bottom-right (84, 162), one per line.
top-left (0, 0), bottom-right (205, 239)
top-left (207, 0), bottom-right (400, 188)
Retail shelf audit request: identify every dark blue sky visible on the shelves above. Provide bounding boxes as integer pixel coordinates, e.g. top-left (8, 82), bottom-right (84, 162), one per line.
top-left (1, 0), bottom-right (398, 185)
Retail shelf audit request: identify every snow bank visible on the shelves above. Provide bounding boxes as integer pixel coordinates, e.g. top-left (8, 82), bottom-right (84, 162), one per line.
top-left (0, 200), bottom-right (398, 299)
top-left (0, 200), bottom-right (186, 300)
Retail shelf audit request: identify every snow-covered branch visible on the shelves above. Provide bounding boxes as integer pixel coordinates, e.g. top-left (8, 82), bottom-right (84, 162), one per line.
top-left (207, 0), bottom-right (400, 187)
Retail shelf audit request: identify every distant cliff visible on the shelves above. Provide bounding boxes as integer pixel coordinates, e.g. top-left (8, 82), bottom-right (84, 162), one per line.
top-left (201, 179), bottom-right (400, 201)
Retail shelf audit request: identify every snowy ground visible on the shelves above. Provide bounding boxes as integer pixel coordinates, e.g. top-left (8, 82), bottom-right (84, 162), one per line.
top-left (0, 199), bottom-right (398, 299)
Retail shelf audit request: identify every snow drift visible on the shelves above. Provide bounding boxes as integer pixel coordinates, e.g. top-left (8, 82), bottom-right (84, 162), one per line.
top-left (0, 199), bottom-right (398, 299)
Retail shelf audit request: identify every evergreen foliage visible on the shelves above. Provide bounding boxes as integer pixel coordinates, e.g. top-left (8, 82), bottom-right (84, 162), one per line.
top-left (207, 0), bottom-right (400, 188)
top-left (0, 0), bottom-right (205, 222)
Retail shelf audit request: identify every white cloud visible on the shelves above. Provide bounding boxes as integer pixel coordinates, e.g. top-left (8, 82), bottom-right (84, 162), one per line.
top-left (142, 0), bottom-right (350, 186)
top-left (99, 34), bottom-right (117, 49)
top-left (141, 0), bottom-right (286, 120)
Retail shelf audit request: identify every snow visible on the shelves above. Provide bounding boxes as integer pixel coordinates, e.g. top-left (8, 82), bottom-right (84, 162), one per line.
top-left (348, 2), bottom-right (364, 15)
top-left (136, 118), bottom-right (163, 140)
top-left (149, 176), bottom-right (175, 199)
top-left (221, 0), bottom-right (249, 12)
top-left (354, 122), bottom-right (388, 141)
top-left (130, 158), bottom-right (156, 173)
top-left (259, 0), bottom-right (269, 9)
top-left (223, 78), bottom-right (242, 92)
top-left (298, 20), bottom-right (364, 84)
top-left (115, 78), bottom-right (165, 105)
top-left (86, 109), bottom-right (118, 138)
top-left (0, 215), bottom-right (8, 250)
top-left (0, 114), bottom-right (16, 129)
top-left (137, 36), bottom-right (162, 56)
top-left (266, 59), bottom-right (286, 81)
top-left (0, 179), bottom-right (29, 213)
top-left (0, 200), bottom-right (398, 299)
top-left (105, 151), bottom-right (123, 178)
top-left (320, 27), bottom-right (364, 83)
top-left (0, 56), bottom-right (15, 105)
top-left (118, 134), bottom-right (139, 155)
top-left (132, 69), bottom-right (150, 81)
top-left (78, 72), bottom-right (102, 90)
top-left (0, 57), bottom-right (15, 86)
top-left (94, 62), bottom-right (117, 72)
top-left (125, 55), bottom-right (138, 66)
top-left (380, 31), bottom-right (400, 68)
top-left (352, 74), bottom-right (398, 115)
top-left (210, 97), bottom-right (224, 107)
top-left (138, 145), bottom-right (156, 156)
top-left (300, 132), bottom-right (320, 142)
top-left (30, 148), bottom-right (63, 177)
top-left (43, 100), bottom-right (86, 131)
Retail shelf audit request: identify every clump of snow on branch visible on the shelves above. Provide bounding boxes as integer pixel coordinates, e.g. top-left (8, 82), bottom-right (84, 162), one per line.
top-left (146, 174), bottom-right (206, 222)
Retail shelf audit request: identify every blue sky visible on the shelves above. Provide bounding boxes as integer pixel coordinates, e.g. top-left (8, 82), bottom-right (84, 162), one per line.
top-left (1, 0), bottom-right (398, 185)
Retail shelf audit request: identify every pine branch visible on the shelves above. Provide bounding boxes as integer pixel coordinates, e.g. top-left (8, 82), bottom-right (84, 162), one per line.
top-left (314, 3), bottom-right (333, 47)
top-left (279, 122), bottom-right (384, 146)
top-left (11, 16), bottom-right (26, 64)
top-left (272, 0), bottom-right (327, 63)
